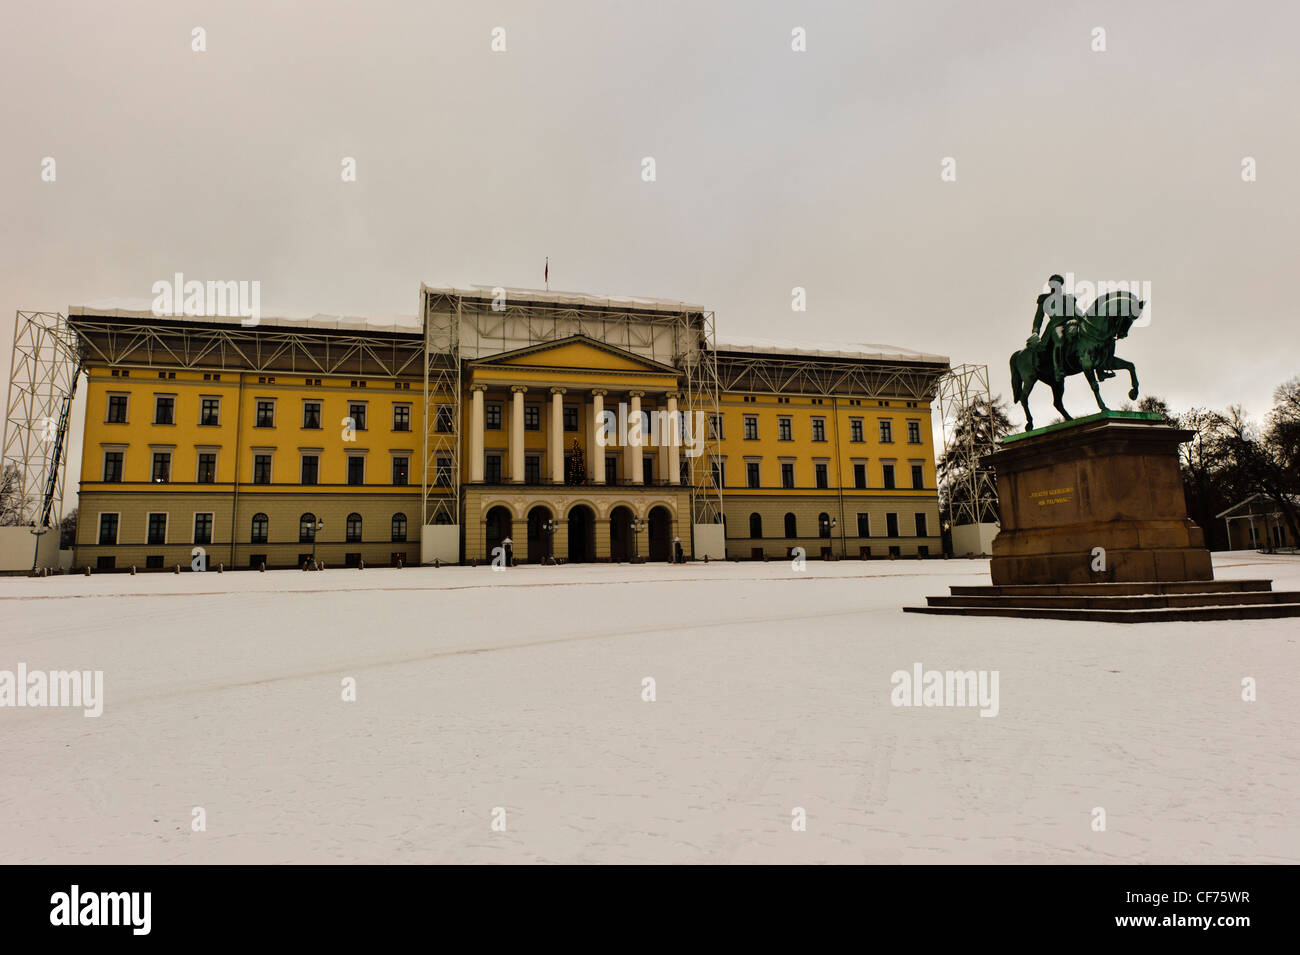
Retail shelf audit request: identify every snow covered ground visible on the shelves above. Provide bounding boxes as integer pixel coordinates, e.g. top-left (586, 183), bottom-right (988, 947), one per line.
top-left (1, 552), bottom-right (1296, 864)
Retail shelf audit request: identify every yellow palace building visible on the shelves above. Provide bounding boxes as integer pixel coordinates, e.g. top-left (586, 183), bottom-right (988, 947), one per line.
top-left (68, 285), bottom-right (949, 569)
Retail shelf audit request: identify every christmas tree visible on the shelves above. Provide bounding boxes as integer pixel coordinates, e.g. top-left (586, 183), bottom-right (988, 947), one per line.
top-left (565, 439), bottom-right (586, 485)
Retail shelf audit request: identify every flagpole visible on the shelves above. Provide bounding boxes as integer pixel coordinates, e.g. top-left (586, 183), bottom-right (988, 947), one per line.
top-left (545, 257), bottom-right (549, 291)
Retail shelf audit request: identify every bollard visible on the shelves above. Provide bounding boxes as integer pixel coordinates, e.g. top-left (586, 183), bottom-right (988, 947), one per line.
top-left (433, 558), bottom-right (440, 569)
top-left (217, 562), bottom-right (223, 573)
top-left (397, 558), bottom-right (404, 569)
top-left (84, 566), bottom-right (91, 576)
top-left (131, 565), bottom-right (137, 575)
top-left (175, 565), bottom-right (181, 574)
top-left (260, 561), bottom-right (266, 572)
top-left (359, 558), bottom-right (365, 570)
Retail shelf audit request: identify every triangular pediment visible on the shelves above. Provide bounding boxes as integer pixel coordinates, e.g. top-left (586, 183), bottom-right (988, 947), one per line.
top-left (471, 334), bottom-right (679, 375)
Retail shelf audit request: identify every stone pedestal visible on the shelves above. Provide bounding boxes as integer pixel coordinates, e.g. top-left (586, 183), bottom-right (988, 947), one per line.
top-left (988, 413), bottom-right (1212, 586)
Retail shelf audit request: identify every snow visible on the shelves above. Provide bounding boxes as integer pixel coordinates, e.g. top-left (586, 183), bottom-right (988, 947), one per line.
top-left (1, 552), bottom-right (1296, 864)
top-left (714, 334), bottom-right (950, 365)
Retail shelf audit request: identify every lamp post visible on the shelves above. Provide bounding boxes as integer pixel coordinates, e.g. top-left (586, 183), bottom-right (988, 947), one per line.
top-left (672, 535), bottom-right (682, 564)
top-left (311, 518), bottom-right (325, 566)
top-left (29, 523), bottom-right (48, 573)
top-left (631, 518), bottom-right (645, 562)
top-left (821, 516), bottom-right (837, 559)
top-left (542, 518), bottom-right (557, 564)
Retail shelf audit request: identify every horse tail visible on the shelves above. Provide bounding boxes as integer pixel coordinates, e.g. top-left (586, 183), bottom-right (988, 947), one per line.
top-left (1010, 352), bottom-right (1023, 404)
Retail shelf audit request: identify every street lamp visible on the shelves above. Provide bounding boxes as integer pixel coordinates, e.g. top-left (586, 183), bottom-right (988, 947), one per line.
top-left (820, 516), bottom-right (837, 560)
top-left (542, 518), bottom-right (557, 564)
top-left (311, 518), bottom-right (325, 566)
top-left (631, 518), bottom-right (646, 562)
top-left (672, 535), bottom-right (682, 564)
top-left (29, 523), bottom-right (48, 573)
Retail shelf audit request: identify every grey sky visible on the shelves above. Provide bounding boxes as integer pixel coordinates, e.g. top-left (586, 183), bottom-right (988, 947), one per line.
top-left (3, 0), bottom-right (1297, 486)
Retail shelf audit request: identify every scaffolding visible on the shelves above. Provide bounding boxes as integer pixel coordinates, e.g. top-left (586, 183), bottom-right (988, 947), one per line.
top-left (421, 290), bottom-right (462, 527)
top-left (2, 311), bottom-right (82, 527)
top-left (935, 363), bottom-right (1000, 526)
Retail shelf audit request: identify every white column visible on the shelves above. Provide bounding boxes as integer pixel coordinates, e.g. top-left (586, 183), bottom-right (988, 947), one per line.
top-left (590, 390), bottom-right (606, 484)
top-left (510, 385), bottom-right (527, 483)
top-left (666, 392), bottom-right (681, 485)
top-left (470, 385), bottom-right (486, 483)
top-left (629, 391), bottom-right (644, 485)
top-left (550, 387), bottom-right (565, 484)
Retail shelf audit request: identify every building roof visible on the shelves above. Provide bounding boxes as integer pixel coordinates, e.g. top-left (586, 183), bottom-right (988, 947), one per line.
top-left (715, 334), bottom-right (949, 366)
top-left (1215, 493), bottom-right (1300, 519)
top-left (420, 283), bottom-right (708, 314)
top-left (68, 299), bottom-right (421, 335)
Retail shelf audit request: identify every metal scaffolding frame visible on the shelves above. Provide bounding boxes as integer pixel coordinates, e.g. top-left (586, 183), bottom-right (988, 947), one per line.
top-left (421, 290), bottom-right (461, 527)
top-left (935, 362), bottom-right (1000, 526)
top-left (2, 311), bottom-right (82, 527)
top-left (714, 353), bottom-right (947, 400)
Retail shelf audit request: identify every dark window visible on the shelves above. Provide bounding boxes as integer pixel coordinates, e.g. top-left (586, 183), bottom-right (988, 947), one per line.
top-left (915, 513), bottom-right (928, 537)
top-left (146, 555), bottom-right (164, 569)
top-left (854, 463), bottom-right (867, 489)
top-left (248, 554), bottom-right (266, 569)
top-left (711, 462), bottom-right (725, 488)
top-left (98, 514), bottom-right (119, 545)
top-left (392, 513), bottom-right (407, 542)
top-left (200, 398), bottom-right (220, 426)
top-left (303, 402), bottom-right (322, 429)
top-left (888, 545), bottom-right (901, 557)
top-left (918, 545), bottom-right (929, 557)
top-left (395, 404), bottom-right (413, 432)
top-left (349, 403), bottom-right (367, 431)
top-left (193, 513), bottom-right (213, 545)
top-left (857, 513), bottom-right (870, 537)
top-left (299, 513), bottom-right (317, 543)
top-left (708, 414), bottom-right (723, 440)
top-left (882, 464), bottom-right (896, 490)
top-left (253, 454), bottom-right (272, 484)
top-left (107, 395), bottom-right (128, 423)
top-left (778, 417), bottom-right (792, 441)
top-left (151, 452), bottom-right (171, 483)
top-left (525, 456), bottom-right (540, 485)
top-left (485, 403), bottom-right (502, 430)
top-left (346, 513), bottom-right (362, 543)
top-left (605, 456), bottom-right (617, 485)
top-left (781, 462), bottom-right (795, 489)
top-left (255, 401), bottom-right (274, 428)
top-left (818, 512), bottom-right (832, 539)
top-left (749, 513), bottom-right (763, 538)
top-left (347, 456), bottom-right (365, 485)
top-left (746, 462), bottom-right (760, 488)
top-left (96, 555), bottom-right (115, 570)
top-left (850, 418), bottom-right (864, 442)
top-left (643, 456), bottom-right (654, 482)
top-left (251, 513), bottom-right (268, 544)
top-left (301, 455), bottom-right (319, 485)
top-left (744, 416), bottom-right (758, 440)
top-left (392, 456), bottom-right (409, 486)
top-left (784, 513), bottom-right (797, 537)
top-left (435, 456), bottom-right (451, 486)
top-left (154, 396), bottom-right (175, 425)
top-left (197, 453), bottom-right (216, 483)
top-left (911, 464), bottom-right (924, 489)
top-left (563, 407), bottom-right (579, 432)
top-left (485, 455), bottom-right (502, 484)
top-left (147, 512), bottom-right (167, 545)
top-left (879, 419), bottom-right (893, 443)
top-left (344, 552), bottom-right (362, 568)
top-left (103, 452), bottom-right (124, 482)
top-left (815, 463), bottom-right (829, 489)
top-left (812, 418), bottom-right (826, 442)
top-left (524, 405), bottom-right (540, 431)
top-left (886, 513), bottom-right (899, 538)
top-left (907, 421), bottom-right (922, 444)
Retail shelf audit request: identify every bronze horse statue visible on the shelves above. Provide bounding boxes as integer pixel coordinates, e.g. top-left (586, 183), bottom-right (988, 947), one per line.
top-left (1010, 291), bottom-right (1144, 431)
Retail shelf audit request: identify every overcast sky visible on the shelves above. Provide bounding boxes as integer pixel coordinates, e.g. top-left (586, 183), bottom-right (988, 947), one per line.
top-left (3, 0), bottom-right (1297, 486)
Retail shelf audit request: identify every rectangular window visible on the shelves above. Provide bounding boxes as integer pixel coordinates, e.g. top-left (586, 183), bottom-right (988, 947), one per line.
top-left (915, 513), bottom-right (929, 537)
top-left (196, 453), bottom-right (217, 483)
top-left (486, 403), bottom-right (502, 430)
top-left (154, 395), bottom-right (174, 425)
top-left (524, 405), bottom-right (540, 431)
top-left (882, 464), bottom-right (896, 489)
top-left (194, 513), bottom-right (213, 546)
top-left (147, 513), bottom-right (167, 546)
top-left (435, 456), bottom-right (451, 486)
top-left (879, 419), bottom-right (893, 443)
top-left (708, 414), bottom-right (723, 440)
top-left (395, 404), bottom-right (413, 432)
top-left (746, 461), bottom-right (760, 488)
top-left (103, 451), bottom-right (124, 483)
top-left (815, 463), bottom-right (829, 489)
top-left (850, 418), bottom-right (864, 442)
top-left (854, 463), bottom-right (867, 489)
top-left (433, 405), bottom-right (451, 433)
top-left (563, 406), bottom-right (579, 432)
top-left (96, 555), bottom-right (116, 571)
top-left (151, 452), bottom-right (171, 483)
top-left (778, 416), bottom-right (792, 441)
top-left (347, 456), bottom-right (365, 485)
top-left (485, 455), bottom-right (502, 484)
top-left (348, 403), bottom-right (367, 431)
top-left (107, 395), bottom-right (128, 423)
top-left (255, 400), bottom-right (275, 428)
top-left (303, 402), bottom-right (322, 429)
top-left (393, 456), bottom-right (409, 486)
top-left (812, 418), bottom-right (826, 442)
top-left (743, 415), bottom-right (758, 440)
top-left (911, 464), bottom-right (924, 489)
top-left (301, 454), bottom-right (319, 485)
top-left (886, 513), bottom-right (899, 538)
top-left (146, 555), bottom-right (164, 569)
top-left (711, 462), bottom-right (726, 488)
top-left (200, 398), bottom-right (220, 426)
top-left (907, 420), bottom-right (922, 444)
top-left (525, 456), bottom-right (541, 484)
top-left (781, 462), bottom-right (794, 489)
top-left (253, 454), bottom-right (272, 484)
top-left (98, 513), bottom-right (119, 546)
top-left (857, 513), bottom-right (870, 537)
top-left (605, 456), bottom-right (617, 485)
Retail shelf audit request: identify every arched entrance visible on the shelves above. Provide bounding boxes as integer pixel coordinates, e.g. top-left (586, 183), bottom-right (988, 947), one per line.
top-left (567, 504), bottom-right (595, 563)
top-left (485, 505), bottom-right (512, 561)
top-left (609, 505), bottom-right (635, 562)
top-left (526, 505), bottom-right (553, 563)
top-left (647, 505), bottom-right (672, 562)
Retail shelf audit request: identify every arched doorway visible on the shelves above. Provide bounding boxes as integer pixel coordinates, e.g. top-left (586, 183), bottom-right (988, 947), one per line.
top-left (609, 505), bottom-right (634, 562)
top-left (647, 506), bottom-right (672, 562)
top-left (568, 504), bottom-right (595, 563)
top-left (527, 505), bottom-right (553, 563)
top-left (485, 505), bottom-right (512, 561)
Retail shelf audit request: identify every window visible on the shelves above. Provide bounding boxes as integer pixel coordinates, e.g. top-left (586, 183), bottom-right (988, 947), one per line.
top-left (154, 395), bottom-right (175, 425)
top-left (911, 464), bottom-right (924, 489)
top-left (812, 417), bottom-right (826, 442)
top-left (563, 407), bottom-right (579, 432)
top-left (749, 513), bottom-right (763, 538)
top-left (193, 513), bottom-right (213, 545)
top-left (886, 513), bottom-right (899, 538)
top-left (525, 456), bottom-right (541, 485)
top-left (743, 415), bottom-right (758, 440)
top-left (708, 414), bottom-right (723, 440)
top-left (741, 461), bottom-right (758, 488)
top-left (103, 451), bottom-right (124, 483)
top-left (392, 456), bottom-right (409, 486)
top-left (711, 461), bottom-right (725, 488)
top-left (251, 513), bottom-right (268, 545)
top-left (485, 455), bottom-right (503, 484)
top-left (348, 403), bottom-right (367, 431)
top-left (434, 405), bottom-right (452, 432)
top-left (106, 395), bottom-right (128, 423)
top-left (347, 456), bottom-right (365, 486)
top-left (485, 402), bottom-right (502, 430)
top-left (346, 513), bottom-right (362, 543)
top-left (857, 513), bottom-right (870, 537)
top-left (146, 555), bottom-right (164, 569)
top-left (392, 513), bottom-right (408, 542)
top-left (196, 453), bottom-right (216, 483)
top-left (96, 555), bottom-right (116, 571)
top-left (853, 463), bottom-right (867, 489)
top-left (301, 454), bottom-right (320, 485)
top-left (601, 456), bottom-right (616, 484)
top-left (915, 513), bottom-right (928, 537)
top-left (200, 398), bottom-right (220, 426)
top-left (253, 454), bottom-right (272, 484)
top-left (879, 419), bottom-right (893, 443)
top-left (784, 513), bottom-right (797, 538)
top-left (882, 464), bottom-right (896, 489)
top-left (248, 554), bottom-right (266, 569)
top-left (303, 402), bottom-right (322, 429)
top-left (815, 463), bottom-right (829, 489)
top-left (255, 400), bottom-right (274, 428)
top-left (151, 452), bottom-right (171, 483)
top-left (818, 512), bottom-right (831, 538)
top-left (524, 405), bottom-right (540, 431)
top-left (299, 513), bottom-right (317, 543)
top-left (781, 462), bottom-right (795, 489)
top-left (147, 513), bottom-right (167, 545)
top-left (907, 420), bottom-right (922, 444)
top-left (850, 418), bottom-right (864, 442)
top-left (394, 404), bottom-right (412, 432)
top-left (435, 456), bottom-right (451, 486)
top-left (778, 416), bottom-right (792, 441)
top-left (643, 456), bottom-right (654, 482)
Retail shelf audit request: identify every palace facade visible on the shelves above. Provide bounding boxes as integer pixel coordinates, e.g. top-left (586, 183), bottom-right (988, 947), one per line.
top-left (69, 286), bottom-right (949, 568)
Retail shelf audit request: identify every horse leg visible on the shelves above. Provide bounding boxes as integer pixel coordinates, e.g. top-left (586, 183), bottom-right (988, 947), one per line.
top-left (1051, 378), bottom-right (1071, 420)
top-left (1020, 374), bottom-right (1036, 431)
top-left (1083, 367), bottom-right (1109, 412)
top-left (1107, 355), bottom-right (1139, 401)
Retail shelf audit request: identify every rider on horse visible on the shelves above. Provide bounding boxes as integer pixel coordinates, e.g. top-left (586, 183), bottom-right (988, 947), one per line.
top-left (1029, 274), bottom-right (1082, 384)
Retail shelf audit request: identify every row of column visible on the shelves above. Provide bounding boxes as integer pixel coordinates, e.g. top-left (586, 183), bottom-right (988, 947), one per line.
top-left (467, 386), bottom-right (681, 485)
